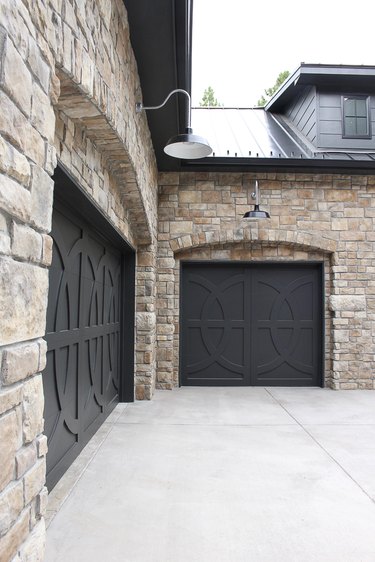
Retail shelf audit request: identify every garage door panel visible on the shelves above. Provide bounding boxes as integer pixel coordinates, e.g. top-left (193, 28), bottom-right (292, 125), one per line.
top-left (182, 264), bottom-right (250, 385)
top-left (44, 200), bottom-right (123, 489)
top-left (252, 266), bottom-right (320, 386)
top-left (181, 262), bottom-right (323, 387)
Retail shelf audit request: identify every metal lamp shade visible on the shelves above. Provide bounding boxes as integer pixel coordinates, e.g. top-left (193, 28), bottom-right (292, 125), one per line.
top-left (164, 128), bottom-right (212, 159)
top-left (243, 204), bottom-right (270, 220)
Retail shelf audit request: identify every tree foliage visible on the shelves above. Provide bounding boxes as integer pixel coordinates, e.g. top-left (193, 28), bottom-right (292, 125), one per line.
top-left (257, 70), bottom-right (290, 107)
top-left (199, 86), bottom-right (221, 107)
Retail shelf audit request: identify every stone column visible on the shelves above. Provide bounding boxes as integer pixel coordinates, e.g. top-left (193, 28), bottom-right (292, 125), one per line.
top-left (329, 295), bottom-right (371, 388)
top-left (0, 1), bottom-right (57, 558)
top-left (135, 244), bottom-right (157, 399)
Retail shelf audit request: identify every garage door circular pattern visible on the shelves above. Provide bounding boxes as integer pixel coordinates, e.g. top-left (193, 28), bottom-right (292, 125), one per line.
top-left (180, 262), bottom-right (323, 387)
top-left (42, 166), bottom-right (138, 490)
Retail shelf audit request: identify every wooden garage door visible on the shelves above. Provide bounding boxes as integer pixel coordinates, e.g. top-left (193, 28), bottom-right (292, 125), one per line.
top-left (43, 169), bottom-right (134, 490)
top-left (181, 262), bottom-right (323, 387)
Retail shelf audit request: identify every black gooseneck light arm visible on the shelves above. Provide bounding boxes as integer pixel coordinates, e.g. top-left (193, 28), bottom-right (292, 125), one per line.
top-left (135, 89), bottom-right (211, 159)
top-left (135, 88), bottom-right (191, 129)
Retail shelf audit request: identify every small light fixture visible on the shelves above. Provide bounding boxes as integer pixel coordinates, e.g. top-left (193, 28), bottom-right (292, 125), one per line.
top-left (243, 180), bottom-right (270, 219)
top-left (136, 89), bottom-right (212, 159)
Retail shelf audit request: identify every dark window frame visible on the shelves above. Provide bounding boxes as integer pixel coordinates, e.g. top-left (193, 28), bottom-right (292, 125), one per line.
top-left (342, 95), bottom-right (371, 139)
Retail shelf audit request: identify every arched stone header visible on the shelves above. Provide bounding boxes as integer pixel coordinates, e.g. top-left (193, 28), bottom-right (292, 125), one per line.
top-left (170, 227), bottom-right (338, 255)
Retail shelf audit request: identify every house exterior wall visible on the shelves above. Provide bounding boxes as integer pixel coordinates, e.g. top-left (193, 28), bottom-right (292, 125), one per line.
top-left (284, 85), bottom-right (317, 145)
top-left (0, 0), bottom-right (157, 558)
top-left (317, 90), bottom-right (375, 150)
top-left (1, 1), bottom-right (375, 559)
top-left (157, 171), bottom-right (375, 391)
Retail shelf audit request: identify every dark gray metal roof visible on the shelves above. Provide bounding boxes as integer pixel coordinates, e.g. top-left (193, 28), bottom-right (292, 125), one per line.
top-left (187, 107), bottom-right (375, 174)
top-left (122, 8), bottom-right (375, 176)
top-left (192, 108), bottom-right (311, 159)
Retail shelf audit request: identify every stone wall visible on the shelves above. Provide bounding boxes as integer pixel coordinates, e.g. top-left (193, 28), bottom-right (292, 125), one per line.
top-left (157, 171), bottom-right (375, 390)
top-left (54, 109), bottom-right (158, 400)
top-left (49, 0), bottom-right (159, 401)
top-left (0, 1), bottom-right (56, 558)
top-left (0, 0), bottom-right (158, 558)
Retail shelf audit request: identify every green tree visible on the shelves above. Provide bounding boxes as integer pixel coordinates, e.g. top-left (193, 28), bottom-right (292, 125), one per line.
top-left (257, 70), bottom-right (290, 107)
top-left (199, 86), bottom-right (221, 107)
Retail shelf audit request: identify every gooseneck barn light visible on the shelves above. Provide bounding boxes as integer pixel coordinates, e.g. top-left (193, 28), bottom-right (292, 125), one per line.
top-left (136, 89), bottom-right (212, 159)
top-left (243, 180), bottom-right (270, 219)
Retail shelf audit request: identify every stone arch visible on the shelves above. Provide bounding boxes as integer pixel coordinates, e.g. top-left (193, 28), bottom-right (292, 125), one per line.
top-left (156, 228), bottom-right (337, 390)
top-left (51, 0), bottom-right (158, 244)
top-left (170, 227), bottom-right (338, 256)
top-left (55, 70), bottom-right (154, 243)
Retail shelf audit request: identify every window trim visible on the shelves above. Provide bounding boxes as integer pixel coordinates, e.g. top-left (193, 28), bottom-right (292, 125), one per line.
top-left (342, 95), bottom-right (371, 139)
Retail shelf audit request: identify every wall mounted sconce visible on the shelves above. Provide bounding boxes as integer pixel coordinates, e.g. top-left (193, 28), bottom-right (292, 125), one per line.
top-left (136, 89), bottom-right (212, 159)
top-left (243, 180), bottom-right (270, 219)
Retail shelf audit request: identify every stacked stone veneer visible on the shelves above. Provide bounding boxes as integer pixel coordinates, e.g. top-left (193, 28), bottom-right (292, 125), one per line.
top-left (1, 0), bottom-right (375, 557)
top-left (157, 172), bottom-right (375, 391)
top-left (0, 0), bottom-right (158, 558)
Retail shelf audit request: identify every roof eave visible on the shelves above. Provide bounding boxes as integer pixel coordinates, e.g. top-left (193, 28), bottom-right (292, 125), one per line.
top-left (265, 63), bottom-right (375, 112)
top-left (180, 156), bottom-right (375, 175)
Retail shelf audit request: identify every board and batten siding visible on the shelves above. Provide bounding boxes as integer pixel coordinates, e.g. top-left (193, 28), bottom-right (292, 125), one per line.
top-left (284, 85), bottom-right (317, 144)
top-left (317, 91), bottom-right (375, 150)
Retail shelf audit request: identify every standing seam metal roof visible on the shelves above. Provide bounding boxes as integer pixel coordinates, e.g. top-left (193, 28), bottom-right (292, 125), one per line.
top-left (191, 107), bottom-right (375, 163)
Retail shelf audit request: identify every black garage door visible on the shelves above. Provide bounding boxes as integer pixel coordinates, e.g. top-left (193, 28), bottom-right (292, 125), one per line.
top-left (43, 168), bottom-right (134, 489)
top-left (181, 262), bottom-right (323, 386)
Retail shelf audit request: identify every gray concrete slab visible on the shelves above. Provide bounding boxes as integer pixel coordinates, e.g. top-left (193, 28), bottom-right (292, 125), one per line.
top-left (267, 387), bottom-right (375, 424)
top-left (45, 388), bottom-right (375, 562)
top-left (305, 424), bottom-right (375, 501)
top-left (117, 387), bottom-right (295, 426)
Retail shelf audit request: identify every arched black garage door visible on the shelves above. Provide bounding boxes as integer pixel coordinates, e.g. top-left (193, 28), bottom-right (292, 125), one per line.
top-left (181, 262), bottom-right (323, 387)
top-left (43, 167), bottom-right (135, 490)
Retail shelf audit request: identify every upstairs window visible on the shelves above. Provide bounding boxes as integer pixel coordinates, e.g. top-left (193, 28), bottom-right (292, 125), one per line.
top-left (342, 96), bottom-right (371, 138)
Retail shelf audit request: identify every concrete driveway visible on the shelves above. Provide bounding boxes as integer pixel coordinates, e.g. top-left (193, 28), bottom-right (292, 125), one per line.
top-left (45, 388), bottom-right (375, 562)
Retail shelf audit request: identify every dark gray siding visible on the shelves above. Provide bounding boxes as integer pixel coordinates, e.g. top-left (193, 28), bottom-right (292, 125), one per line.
top-left (284, 86), bottom-right (317, 144)
top-left (317, 91), bottom-right (375, 149)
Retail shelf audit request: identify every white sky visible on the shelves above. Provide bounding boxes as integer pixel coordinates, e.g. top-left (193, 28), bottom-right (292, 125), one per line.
top-left (192, 0), bottom-right (375, 107)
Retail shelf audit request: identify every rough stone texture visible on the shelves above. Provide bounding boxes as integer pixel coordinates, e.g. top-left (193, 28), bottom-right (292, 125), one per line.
top-left (0, 2), bottom-right (55, 554)
top-left (23, 459), bottom-right (46, 506)
top-left (11, 221), bottom-right (43, 263)
top-left (0, 481), bottom-right (23, 535)
top-left (0, 508), bottom-right (29, 562)
top-left (1, 342), bottom-right (40, 386)
top-left (0, 0), bottom-right (158, 557)
top-left (157, 172), bottom-right (375, 391)
top-left (36, 435), bottom-right (48, 458)
top-left (54, 110), bottom-right (135, 245)
top-left (0, 258), bottom-right (49, 346)
top-left (135, 245), bottom-right (157, 397)
top-left (0, 385), bottom-right (22, 416)
top-left (0, 408), bottom-right (22, 492)
top-left (0, 90), bottom-right (46, 167)
top-left (328, 295), bottom-right (367, 312)
top-left (0, 173), bottom-right (31, 223)
top-left (30, 165), bottom-right (54, 233)
top-left (136, 312), bottom-right (157, 331)
top-left (0, 136), bottom-right (31, 185)
top-left (53, 0), bottom-right (158, 244)
top-left (16, 443), bottom-right (37, 479)
top-left (31, 82), bottom-right (55, 144)
top-left (22, 374), bottom-right (44, 444)
top-left (18, 519), bottom-right (45, 562)
top-left (36, 486), bottom-right (48, 519)
top-left (0, 29), bottom-right (33, 115)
